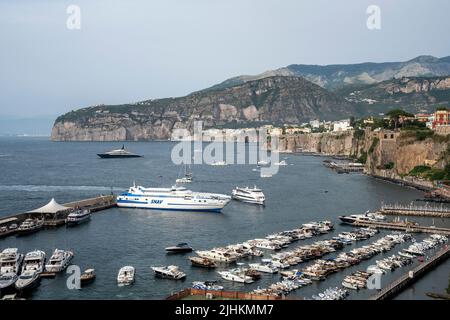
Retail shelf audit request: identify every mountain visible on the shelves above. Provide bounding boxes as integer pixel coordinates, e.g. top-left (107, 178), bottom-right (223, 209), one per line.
top-left (208, 55), bottom-right (450, 91)
top-left (52, 76), bottom-right (354, 141)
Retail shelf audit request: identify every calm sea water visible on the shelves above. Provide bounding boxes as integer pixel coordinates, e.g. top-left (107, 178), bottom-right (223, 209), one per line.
top-left (0, 137), bottom-right (448, 300)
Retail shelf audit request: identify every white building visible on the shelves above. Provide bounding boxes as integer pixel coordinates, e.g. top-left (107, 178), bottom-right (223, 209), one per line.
top-left (333, 119), bottom-right (352, 132)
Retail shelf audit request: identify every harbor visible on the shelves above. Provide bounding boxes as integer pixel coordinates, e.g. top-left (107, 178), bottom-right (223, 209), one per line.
top-left (1, 139), bottom-right (449, 300)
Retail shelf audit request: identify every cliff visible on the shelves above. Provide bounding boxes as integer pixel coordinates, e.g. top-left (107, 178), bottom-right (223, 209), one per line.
top-left (52, 76), bottom-right (353, 141)
top-left (279, 129), bottom-right (450, 187)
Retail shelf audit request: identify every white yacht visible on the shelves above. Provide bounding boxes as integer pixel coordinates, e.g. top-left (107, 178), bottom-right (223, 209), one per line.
top-left (217, 270), bottom-right (254, 284)
top-left (0, 272), bottom-right (18, 293)
top-left (45, 249), bottom-right (73, 272)
top-left (248, 262), bottom-right (278, 274)
top-left (274, 160), bottom-right (287, 166)
top-left (232, 186), bottom-right (265, 205)
top-left (66, 209), bottom-right (91, 227)
top-left (21, 250), bottom-right (46, 274)
top-left (117, 266), bottom-right (135, 285)
top-left (339, 212), bottom-right (386, 225)
top-left (0, 248), bottom-right (23, 275)
top-left (210, 161), bottom-right (227, 166)
top-left (151, 265), bottom-right (186, 280)
top-left (195, 249), bottom-right (238, 263)
top-left (15, 269), bottom-right (41, 292)
top-left (117, 184), bottom-right (231, 212)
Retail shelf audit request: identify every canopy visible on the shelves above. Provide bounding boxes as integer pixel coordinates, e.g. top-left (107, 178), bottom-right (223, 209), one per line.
top-left (28, 198), bottom-right (70, 214)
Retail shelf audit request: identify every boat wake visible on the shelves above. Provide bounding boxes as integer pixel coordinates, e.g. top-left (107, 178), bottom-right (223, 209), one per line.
top-left (0, 185), bottom-right (125, 192)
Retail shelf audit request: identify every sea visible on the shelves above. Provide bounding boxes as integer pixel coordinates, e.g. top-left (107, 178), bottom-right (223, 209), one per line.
top-left (0, 136), bottom-right (448, 300)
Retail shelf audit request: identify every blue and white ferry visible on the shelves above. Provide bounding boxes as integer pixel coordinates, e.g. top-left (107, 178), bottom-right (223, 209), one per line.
top-left (117, 184), bottom-right (231, 212)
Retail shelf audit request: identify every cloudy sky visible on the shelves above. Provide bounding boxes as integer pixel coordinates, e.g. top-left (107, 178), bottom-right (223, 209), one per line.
top-left (0, 0), bottom-right (449, 122)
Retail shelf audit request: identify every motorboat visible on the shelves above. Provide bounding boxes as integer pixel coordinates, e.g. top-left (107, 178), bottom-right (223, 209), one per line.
top-left (0, 272), bottom-right (18, 294)
top-left (117, 266), bottom-right (135, 285)
top-left (45, 249), bottom-right (73, 272)
top-left (16, 219), bottom-right (44, 236)
top-left (80, 269), bottom-right (96, 286)
top-left (195, 249), bottom-right (238, 263)
top-left (274, 160), bottom-right (287, 166)
top-left (217, 270), bottom-right (254, 284)
top-left (192, 280), bottom-right (223, 291)
top-left (21, 250), bottom-right (46, 274)
top-left (176, 165), bottom-right (193, 184)
top-left (15, 270), bottom-right (41, 292)
top-left (165, 243), bottom-right (193, 253)
top-left (117, 184), bottom-right (231, 212)
top-left (0, 248), bottom-right (23, 275)
top-left (66, 209), bottom-right (91, 227)
top-left (248, 262), bottom-right (278, 274)
top-left (188, 256), bottom-right (217, 268)
top-left (232, 186), bottom-right (265, 205)
top-left (210, 161), bottom-right (227, 166)
top-left (151, 265), bottom-right (186, 280)
top-left (97, 145), bottom-right (142, 158)
top-left (338, 213), bottom-right (386, 225)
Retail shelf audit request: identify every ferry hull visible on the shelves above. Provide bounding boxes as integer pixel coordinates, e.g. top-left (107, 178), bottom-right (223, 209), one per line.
top-left (117, 199), bottom-right (229, 212)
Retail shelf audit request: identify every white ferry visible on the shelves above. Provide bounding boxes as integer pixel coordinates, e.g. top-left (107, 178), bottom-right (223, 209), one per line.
top-left (117, 184), bottom-right (231, 212)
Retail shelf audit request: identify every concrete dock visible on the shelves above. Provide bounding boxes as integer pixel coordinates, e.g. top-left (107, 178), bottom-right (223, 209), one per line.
top-left (369, 245), bottom-right (450, 300)
top-left (352, 220), bottom-right (450, 236)
top-left (380, 203), bottom-right (450, 218)
top-left (0, 195), bottom-right (116, 237)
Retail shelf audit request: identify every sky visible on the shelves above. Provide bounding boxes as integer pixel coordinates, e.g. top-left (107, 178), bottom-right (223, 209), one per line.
top-left (0, 0), bottom-right (449, 126)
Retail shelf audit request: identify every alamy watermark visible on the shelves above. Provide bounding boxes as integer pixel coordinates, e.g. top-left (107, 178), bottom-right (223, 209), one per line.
top-left (66, 4), bottom-right (81, 30)
top-left (367, 5), bottom-right (381, 30)
top-left (170, 121), bottom-right (280, 177)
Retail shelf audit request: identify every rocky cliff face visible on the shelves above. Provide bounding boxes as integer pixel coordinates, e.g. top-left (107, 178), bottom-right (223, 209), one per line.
top-left (52, 76), bottom-right (353, 141)
top-left (279, 129), bottom-right (449, 186)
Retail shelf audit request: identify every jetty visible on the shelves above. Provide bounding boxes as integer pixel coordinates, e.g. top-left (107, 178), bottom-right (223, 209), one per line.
top-left (352, 220), bottom-right (450, 236)
top-left (369, 245), bottom-right (450, 300)
top-left (380, 203), bottom-right (450, 218)
top-left (323, 160), bottom-right (364, 174)
top-left (0, 195), bottom-right (116, 237)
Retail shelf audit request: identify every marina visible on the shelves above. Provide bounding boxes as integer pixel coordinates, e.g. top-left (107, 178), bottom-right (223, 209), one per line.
top-left (0, 139), bottom-right (449, 300)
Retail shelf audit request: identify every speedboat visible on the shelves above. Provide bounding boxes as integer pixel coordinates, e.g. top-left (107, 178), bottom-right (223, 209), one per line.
top-left (0, 248), bottom-right (23, 275)
top-left (192, 281), bottom-right (223, 291)
top-left (165, 243), bottom-right (193, 253)
top-left (217, 270), bottom-right (254, 284)
top-left (249, 262), bottom-right (278, 274)
top-left (97, 145), bottom-right (142, 158)
top-left (0, 272), bottom-right (18, 294)
top-left (117, 266), bottom-right (135, 285)
top-left (188, 256), bottom-right (217, 268)
top-left (117, 184), bottom-right (231, 212)
top-left (16, 219), bottom-right (43, 236)
top-left (232, 186), bottom-right (265, 205)
top-left (151, 265), bottom-right (186, 280)
top-left (66, 209), bottom-right (91, 227)
top-left (45, 249), bottom-right (73, 272)
top-left (15, 270), bottom-right (41, 292)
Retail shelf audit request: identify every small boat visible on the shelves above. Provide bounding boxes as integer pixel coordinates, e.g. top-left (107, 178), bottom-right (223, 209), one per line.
top-left (176, 165), bottom-right (193, 184)
top-left (80, 269), bottom-right (96, 286)
top-left (217, 270), bottom-right (254, 284)
top-left (97, 145), bottom-right (142, 158)
top-left (117, 266), bottom-right (135, 286)
top-left (249, 262), bottom-right (278, 274)
top-left (66, 208), bottom-right (91, 227)
top-left (257, 160), bottom-right (269, 166)
top-left (274, 160), bottom-right (287, 166)
top-left (210, 161), bottom-right (227, 166)
top-left (192, 280), bottom-right (223, 291)
top-left (189, 256), bottom-right (217, 268)
top-left (165, 243), bottom-right (193, 253)
top-left (15, 270), bottom-right (41, 292)
top-left (16, 219), bottom-right (43, 236)
top-left (151, 265), bottom-right (186, 280)
top-left (45, 249), bottom-right (74, 272)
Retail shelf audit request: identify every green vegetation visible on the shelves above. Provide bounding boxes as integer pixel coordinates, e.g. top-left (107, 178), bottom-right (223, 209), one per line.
top-left (368, 137), bottom-right (379, 154)
top-left (357, 151), bottom-right (367, 164)
top-left (353, 128), bottom-right (365, 139)
top-left (386, 109), bottom-right (414, 130)
top-left (409, 164), bottom-right (450, 181)
top-left (384, 162), bottom-right (394, 170)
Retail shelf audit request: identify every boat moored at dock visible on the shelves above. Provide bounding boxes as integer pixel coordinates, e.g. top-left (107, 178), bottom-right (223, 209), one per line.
top-left (16, 219), bottom-right (44, 236)
top-left (66, 209), bottom-right (91, 227)
top-left (0, 248), bottom-right (23, 275)
top-left (45, 249), bottom-right (73, 272)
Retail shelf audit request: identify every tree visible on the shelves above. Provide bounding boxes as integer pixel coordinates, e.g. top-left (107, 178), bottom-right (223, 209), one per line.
top-left (386, 109), bottom-right (414, 130)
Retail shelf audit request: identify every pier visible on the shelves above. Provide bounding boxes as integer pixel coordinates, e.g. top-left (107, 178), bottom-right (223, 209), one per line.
top-left (352, 220), bottom-right (450, 235)
top-left (0, 195), bottom-right (116, 237)
top-left (369, 245), bottom-right (450, 300)
top-left (380, 203), bottom-right (450, 218)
